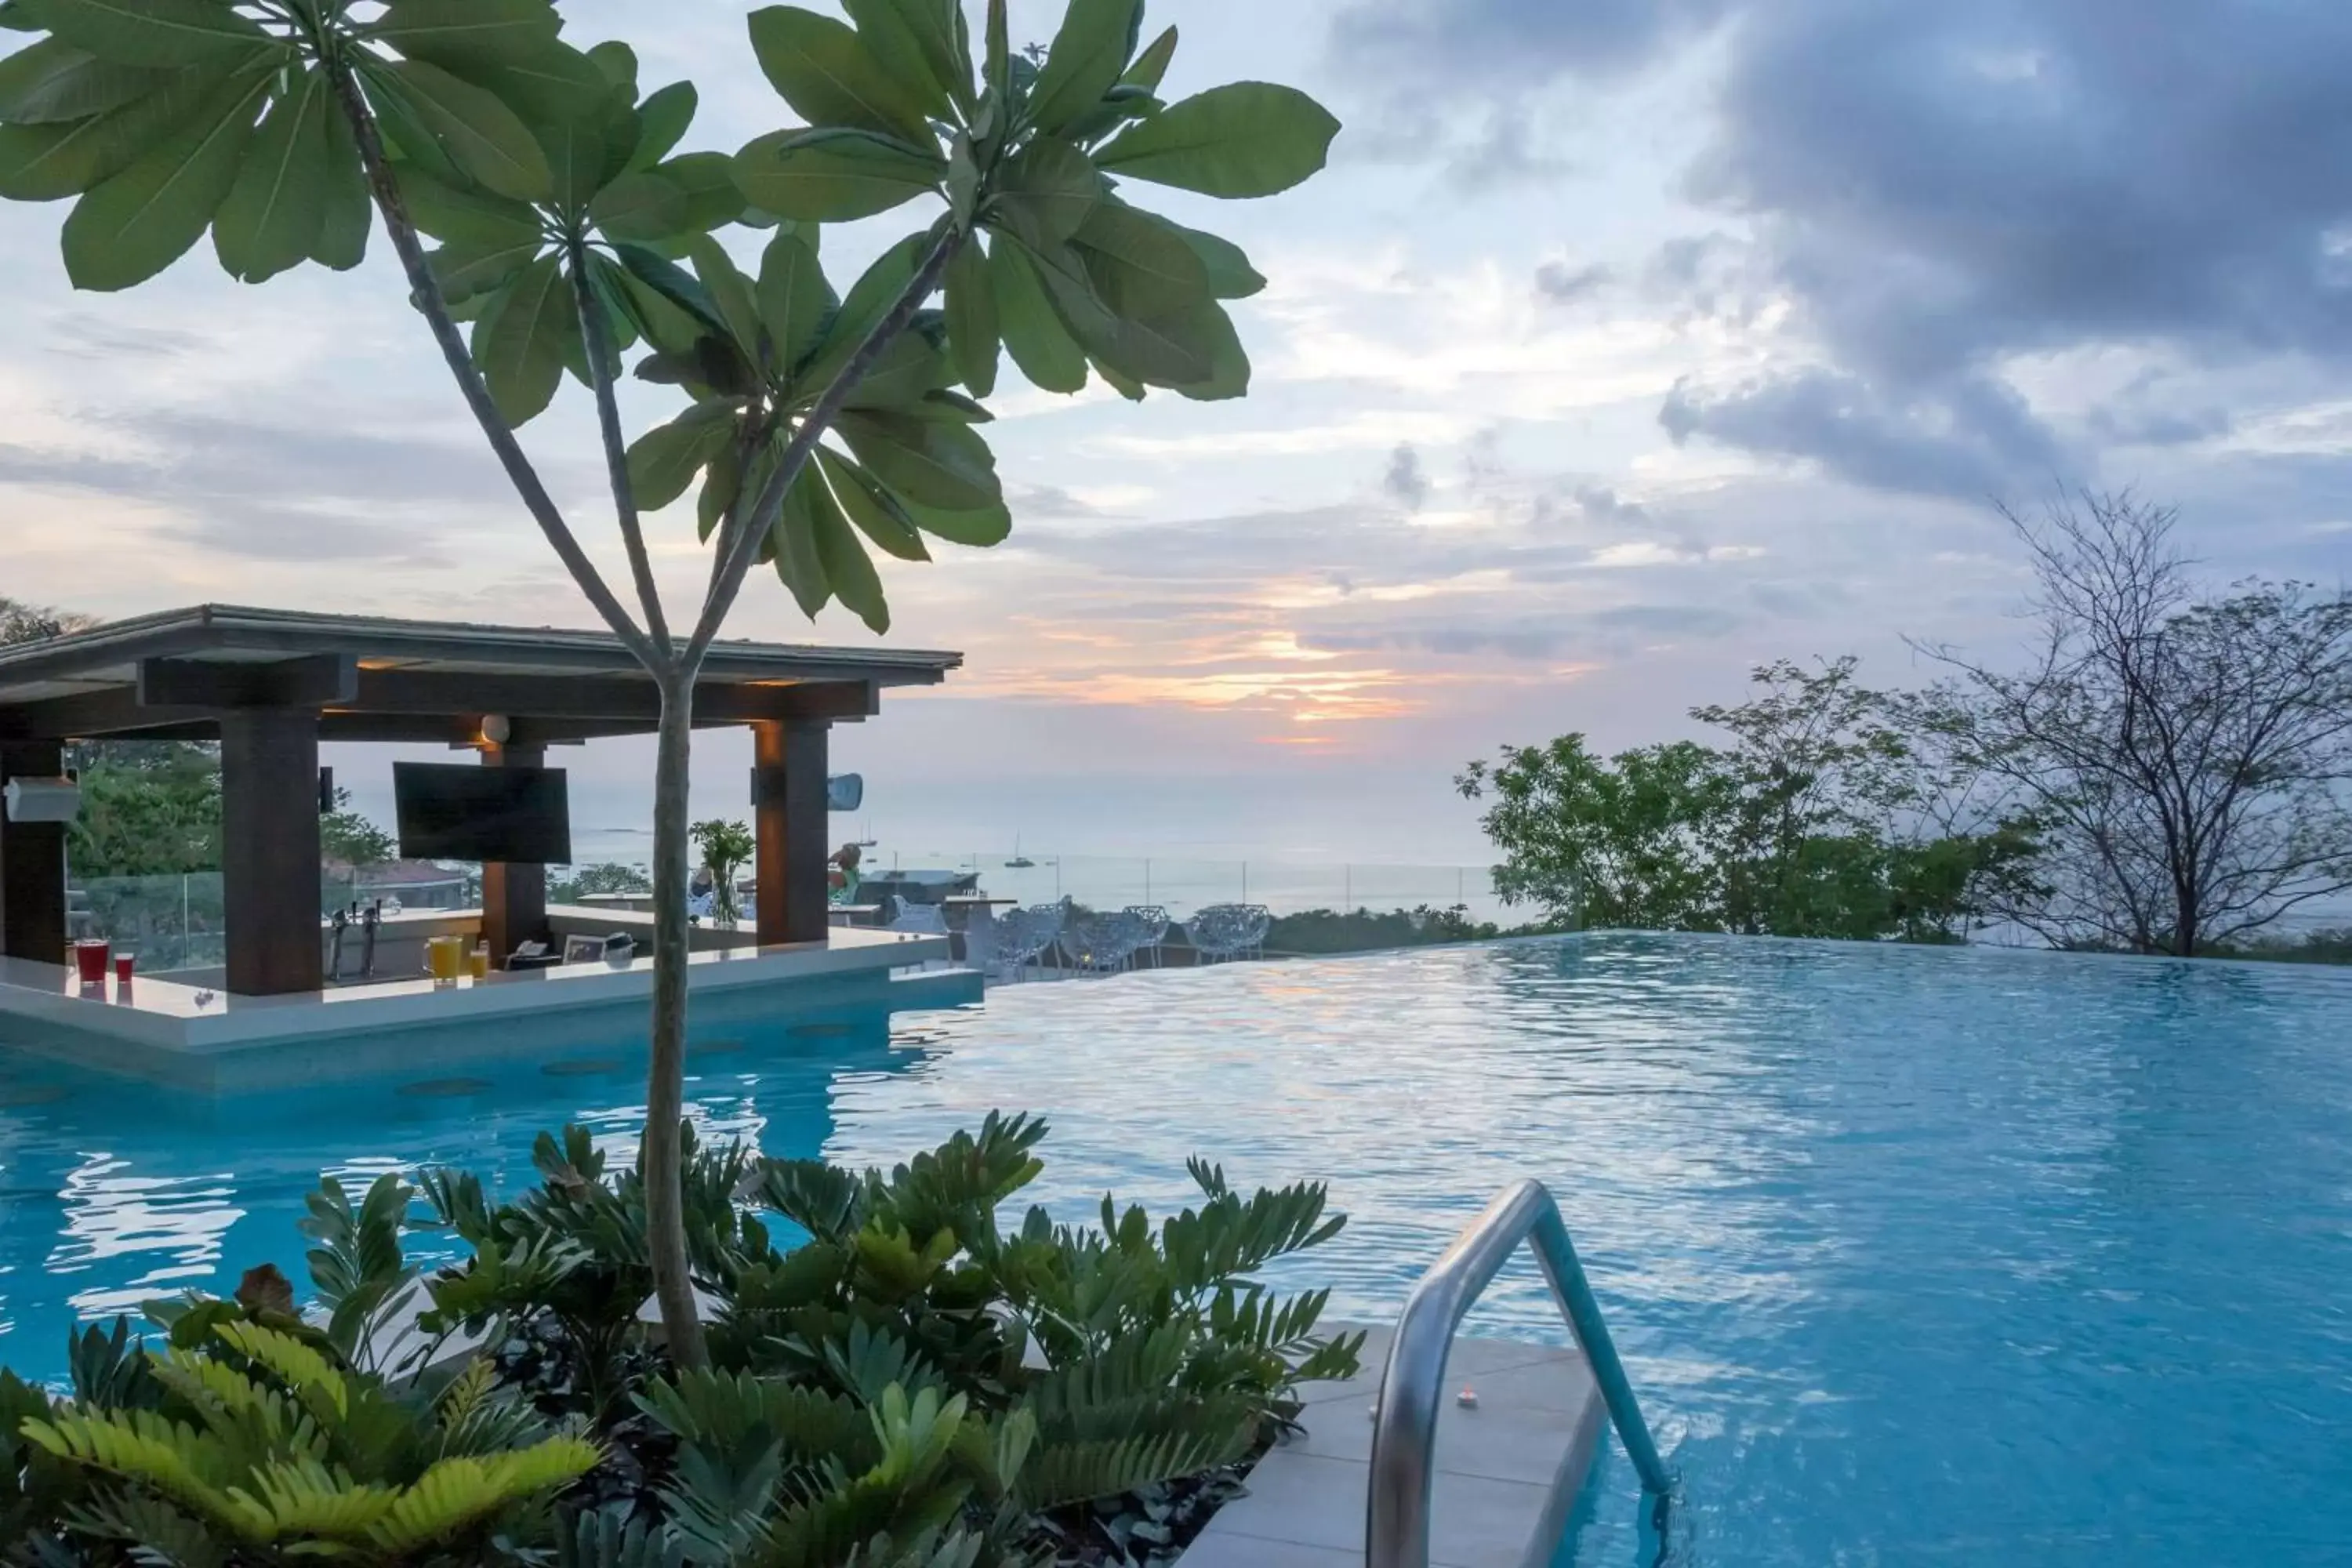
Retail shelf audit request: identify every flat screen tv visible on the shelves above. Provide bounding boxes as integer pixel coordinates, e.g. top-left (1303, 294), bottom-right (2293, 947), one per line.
top-left (393, 762), bottom-right (572, 864)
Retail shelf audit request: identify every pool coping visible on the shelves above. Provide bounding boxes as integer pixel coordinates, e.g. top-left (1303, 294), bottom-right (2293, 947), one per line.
top-left (1180, 1322), bottom-right (1605, 1568)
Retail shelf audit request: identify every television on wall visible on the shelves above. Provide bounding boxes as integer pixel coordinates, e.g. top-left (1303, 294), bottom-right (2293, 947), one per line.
top-left (393, 762), bottom-right (572, 864)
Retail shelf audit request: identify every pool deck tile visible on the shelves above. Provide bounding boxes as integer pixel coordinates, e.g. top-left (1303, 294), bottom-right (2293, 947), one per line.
top-left (1181, 1324), bottom-right (1604, 1568)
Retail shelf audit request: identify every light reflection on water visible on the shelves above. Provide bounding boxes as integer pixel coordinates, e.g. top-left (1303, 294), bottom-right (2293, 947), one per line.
top-left (0, 933), bottom-right (2348, 1565)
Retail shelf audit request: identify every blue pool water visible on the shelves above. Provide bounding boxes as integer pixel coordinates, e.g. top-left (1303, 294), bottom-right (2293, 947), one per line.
top-left (2, 934), bottom-right (2349, 1563)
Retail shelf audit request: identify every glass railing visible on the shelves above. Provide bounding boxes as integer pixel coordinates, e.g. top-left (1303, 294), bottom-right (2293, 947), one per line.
top-left (865, 851), bottom-right (1515, 925)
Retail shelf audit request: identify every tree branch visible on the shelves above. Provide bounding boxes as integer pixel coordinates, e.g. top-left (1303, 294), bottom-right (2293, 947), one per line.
top-left (322, 55), bottom-right (654, 666)
top-left (682, 228), bottom-right (964, 669)
top-left (566, 238), bottom-right (673, 661)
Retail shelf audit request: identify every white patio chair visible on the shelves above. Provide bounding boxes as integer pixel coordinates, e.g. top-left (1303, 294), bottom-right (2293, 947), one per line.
top-left (992, 904), bottom-right (1058, 982)
top-left (884, 895), bottom-right (952, 935)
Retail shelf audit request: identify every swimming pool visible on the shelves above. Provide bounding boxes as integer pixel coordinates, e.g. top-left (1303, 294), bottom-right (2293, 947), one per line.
top-left (2, 933), bottom-right (2347, 1563)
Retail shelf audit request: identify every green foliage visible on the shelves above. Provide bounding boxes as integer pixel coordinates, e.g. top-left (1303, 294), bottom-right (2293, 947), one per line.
top-left (321, 786), bottom-right (397, 869)
top-left (1461, 658), bottom-right (2045, 943)
top-left (0, 1118), bottom-right (1353, 1563)
top-left (1261, 904), bottom-right (1511, 955)
top-left (16, 1311), bottom-right (593, 1564)
top-left (67, 740), bottom-right (223, 877)
top-left (690, 817), bottom-right (756, 924)
top-left (550, 861), bottom-right (653, 902)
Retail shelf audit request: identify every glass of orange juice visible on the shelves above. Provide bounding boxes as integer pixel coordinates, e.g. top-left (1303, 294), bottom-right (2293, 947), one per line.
top-left (468, 943), bottom-right (491, 981)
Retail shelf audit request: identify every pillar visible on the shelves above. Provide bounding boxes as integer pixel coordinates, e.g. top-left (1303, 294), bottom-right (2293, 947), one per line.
top-left (753, 719), bottom-right (829, 946)
top-left (0, 740), bottom-right (67, 965)
top-left (220, 710), bottom-right (323, 996)
top-left (480, 739), bottom-right (548, 964)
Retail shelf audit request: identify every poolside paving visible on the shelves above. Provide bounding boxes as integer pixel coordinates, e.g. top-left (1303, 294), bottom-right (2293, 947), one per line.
top-left (1181, 1323), bottom-right (1605, 1568)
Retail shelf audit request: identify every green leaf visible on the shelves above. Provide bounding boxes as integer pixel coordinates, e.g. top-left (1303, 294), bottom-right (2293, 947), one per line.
top-left (1028, 239), bottom-right (1212, 387)
top-left (818, 445), bottom-right (927, 561)
top-left (626, 398), bottom-right (736, 510)
top-left (387, 58), bottom-right (552, 201)
top-left (0, 38), bottom-right (164, 122)
top-left (643, 151), bottom-right (744, 238)
top-left (731, 124), bottom-right (942, 221)
top-left (397, 164), bottom-right (539, 245)
top-left (311, 105), bottom-right (369, 269)
top-left (841, 0), bottom-right (965, 118)
top-left (471, 252), bottom-right (568, 422)
top-left (898, 489), bottom-right (1010, 546)
top-left (628, 80), bottom-right (695, 172)
top-left (1095, 82), bottom-right (1338, 198)
top-left (986, 134), bottom-right (1095, 249)
top-left (843, 316), bottom-right (950, 409)
top-left (685, 232), bottom-right (764, 359)
top-left (535, 110), bottom-right (606, 213)
top-left (797, 228), bottom-right (927, 390)
top-left (837, 408), bottom-right (999, 510)
top-left (805, 459), bottom-right (887, 631)
top-left (747, 5), bottom-right (933, 142)
top-left (32, 0), bottom-right (265, 68)
top-left (365, 0), bottom-right (561, 67)
top-left (1027, 0), bottom-right (1142, 136)
top-left (612, 238), bottom-right (728, 339)
top-left (757, 227), bottom-right (832, 373)
top-left (1121, 24), bottom-right (1176, 91)
top-left (587, 169), bottom-right (684, 239)
top-left (984, 0), bottom-right (1007, 100)
top-left (586, 38), bottom-right (637, 92)
top-left (771, 459), bottom-right (833, 618)
top-left (1071, 198), bottom-right (1210, 320)
top-left (0, 56), bottom-right (234, 199)
top-left (1176, 222), bottom-right (1263, 298)
top-left (358, 60), bottom-right (463, 183)
top-left (60, 63), bottom-right (267, 289)
top-left (428, 230), bottom-right (541, 301)
top-left (697, 432), bottom-right (743, 540)
top-left (1172, 297), bottom-right (1248, 401)
top-left (444, 39), bottom-right (609, 127)
top-left (212, 65), bottom-right (329, 282)
top-left (942, 235), bottom-right (997, 397)
top-left (1089, 351), bottom-right (1144, 401)
top-left (989, 237), bottom-right (1086, 393)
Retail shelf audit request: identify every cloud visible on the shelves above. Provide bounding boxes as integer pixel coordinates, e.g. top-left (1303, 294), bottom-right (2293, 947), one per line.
top-left (1342, 0), bottom-right (2352, 502)
top-left (1534, 260), bottom-right (1610, 304)
top-left (1661, 367), bottom-right (2071, 499)
top-left (1333, 0), bottom-right (1733, 85)
top-left (1383, 444), bottom-right (1431, 510)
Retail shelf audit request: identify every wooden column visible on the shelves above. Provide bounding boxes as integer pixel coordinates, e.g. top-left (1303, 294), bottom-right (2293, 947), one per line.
top-left (0, 741), bottom-right (67, 965)
top-left (480, 739), bottom-right (547, 964)
top-left (753, 719), bottom-right (829, 946)
top-left (220, 710), bottom-right (324, 996)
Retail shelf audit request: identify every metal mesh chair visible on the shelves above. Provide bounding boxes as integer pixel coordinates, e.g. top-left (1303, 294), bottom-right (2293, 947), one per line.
top-left (992, 904), bottom-right (1060, 981)
top-left (884, 895), bottom-right (951, 935)
top-left (1123, 905), bottom-right (1171, 967)
top-left (1189, 902), bottom-right (1272, 962)
top-left (1062, 909), bottom-right (1149, 973)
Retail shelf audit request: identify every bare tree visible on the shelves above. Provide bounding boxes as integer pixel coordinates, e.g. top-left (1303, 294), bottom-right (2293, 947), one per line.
top-left (1916, 491), bottom-right (2352, 955)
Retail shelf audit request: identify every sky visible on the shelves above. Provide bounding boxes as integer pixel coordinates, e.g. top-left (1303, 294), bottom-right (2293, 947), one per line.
top-left (4, 0), bottom-right (2350, 867)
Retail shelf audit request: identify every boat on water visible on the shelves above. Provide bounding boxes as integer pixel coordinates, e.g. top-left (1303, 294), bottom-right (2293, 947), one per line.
top-left (1005, 833), bottom-right (1035, 869)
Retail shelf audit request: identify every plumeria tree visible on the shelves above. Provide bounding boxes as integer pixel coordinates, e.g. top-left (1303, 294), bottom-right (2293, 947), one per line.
top-left (0, 0), bottom-right (1335, 1359)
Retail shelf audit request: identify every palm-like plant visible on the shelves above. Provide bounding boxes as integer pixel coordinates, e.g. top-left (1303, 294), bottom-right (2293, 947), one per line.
top-left (16, 1317), bottom-right (597, 1564)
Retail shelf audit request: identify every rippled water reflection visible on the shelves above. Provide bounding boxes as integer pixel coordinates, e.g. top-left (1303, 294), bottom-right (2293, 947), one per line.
top-left (3, 934), bottom-right (2349, 1565)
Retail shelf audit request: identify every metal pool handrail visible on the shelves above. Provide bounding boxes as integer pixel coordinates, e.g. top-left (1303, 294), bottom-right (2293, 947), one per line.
top-left (1366, 1179), bottom-right (1671, 1568)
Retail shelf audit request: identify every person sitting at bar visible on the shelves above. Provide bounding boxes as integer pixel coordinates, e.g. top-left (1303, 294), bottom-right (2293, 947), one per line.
top-left (828, 844), bottom-right (862, 904)
top-left (687, 864), bottom-right (717, 922)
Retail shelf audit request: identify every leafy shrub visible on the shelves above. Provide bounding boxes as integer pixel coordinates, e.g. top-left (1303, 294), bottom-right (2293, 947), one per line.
top-left (0, 1117), bottom-right (1359, 1566)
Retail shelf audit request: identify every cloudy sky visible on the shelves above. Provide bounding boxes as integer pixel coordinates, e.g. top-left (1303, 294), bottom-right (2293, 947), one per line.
top-left (4, 0), bottom-right (2348, 865)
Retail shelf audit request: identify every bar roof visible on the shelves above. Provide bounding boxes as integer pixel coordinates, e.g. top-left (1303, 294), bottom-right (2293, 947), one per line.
top-left (0, 605), bottom-right (960, 742)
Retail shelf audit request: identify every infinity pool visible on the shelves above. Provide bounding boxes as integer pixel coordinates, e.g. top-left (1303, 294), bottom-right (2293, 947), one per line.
top-left (2, 934), bottom-right (2348, 1564)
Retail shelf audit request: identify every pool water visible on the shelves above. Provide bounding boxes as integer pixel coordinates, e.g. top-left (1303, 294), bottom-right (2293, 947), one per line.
top-left (3, 934), bottom-right (2350, 1564)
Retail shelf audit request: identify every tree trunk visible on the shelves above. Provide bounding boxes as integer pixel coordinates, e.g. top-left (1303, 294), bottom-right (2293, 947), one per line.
top-left (644, 669), bottom-right (706, 1367)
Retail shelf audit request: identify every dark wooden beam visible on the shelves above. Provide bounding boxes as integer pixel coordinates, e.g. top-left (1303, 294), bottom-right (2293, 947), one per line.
top-left (137, 654), bottom-right (357, 710)
top-left (220, 709), bottom-right (324, 996)
top-left (753, 720), bottom-right (830, 946)
top-left (0, 741), bottom-right (67, 966)
top-left (479, 740), bottom-right (549, 965)
top-left (2, 670), bottom-right (877, 740)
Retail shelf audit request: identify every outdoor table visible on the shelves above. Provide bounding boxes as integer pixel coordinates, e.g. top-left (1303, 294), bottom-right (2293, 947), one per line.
top-left (829, 903), bottom-right (883, 927)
